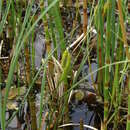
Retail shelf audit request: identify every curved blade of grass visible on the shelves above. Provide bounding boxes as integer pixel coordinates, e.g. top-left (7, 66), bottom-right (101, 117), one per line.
top-left (66, 60), bottom-right (130, 95)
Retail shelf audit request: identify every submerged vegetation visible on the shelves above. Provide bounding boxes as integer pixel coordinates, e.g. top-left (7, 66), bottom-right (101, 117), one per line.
top-left (0, 0), bottom-right (129, 130)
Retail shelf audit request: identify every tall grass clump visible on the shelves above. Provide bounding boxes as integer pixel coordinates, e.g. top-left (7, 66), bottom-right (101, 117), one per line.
top-left (0, 0), bottom-right (129, 130)
top-left (0, 0), bottom-right (60, 130)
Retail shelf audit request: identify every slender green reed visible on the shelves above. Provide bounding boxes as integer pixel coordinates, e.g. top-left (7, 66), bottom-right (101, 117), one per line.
top-left (113, 57), bottom-right (119, 129)
top-left (118, 2), bottom-right (130, 130)
top-left (48, 14), bottom-right (58, 58)
top-left (83, 0), bottom-right (87, 34)
top-left (127, 73), bottom-right (130, 130)
top-left (104, 1), bottom-right (112, 128)
top-left (38, 66), bottom-right (46, 129)
top-left (111, 0), bottom-right (116, 63)
top-left (116, 0), bottom-right (130, 129)
top-left (48, 0), bottom-right (66, 53)
top-left (24, 31), bottom-right (37, 130)
top-left (0, 0), bottom-right (11, 34)
top-left (0, 0), bottom-right (2, 20)
top-left (0, 66), bottom-right (2, 129)
top-left (95, 0), bottom-right (105, 96)
top-left (117, 0), bottom-right (129, 60)
top-left (31, 24), bottom-right (35, 76)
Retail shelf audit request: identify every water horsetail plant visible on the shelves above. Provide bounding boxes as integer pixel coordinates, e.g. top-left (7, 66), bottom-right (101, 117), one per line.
top-left (103, 0), bottom-right (112, 129)
top-left (94, 0), bottom-right (105, 96)
top-left (112, 50), bottom-right (120, 130)
top-left (22, 1), bottom-right (38, 130)
top-left (70, 4), bottom-right (98, 101)
top-left (0, 0), bottom-right (11, 35)
top-left (60, 49), bottom-right (71, 125)
top-left (117, 0), bottom-right (130, 60)
top-left (47, 8), bottom-right (58, 58)
top-left (40, 0), bottom-right (54, 76)
top-left (0, 0), bottom-right (130, 130)
top-left (110, 0), bottom-right (116, 98)
top-left (111, 10), bottom-right (126, 128)
top-left (70, 0), bottom-right (80, 39)
top-left (19, 1), bottom-right (37, 130)
top-left (0, 45), bottom-right (3, 130)
top-left (111, 0), bottom-right (116, 63)
top-left (126, 74), bottom-right (130, 130)
top-left (40, 1), bottom-right (70, 129)
top-left (24, 38), bottom-right (37, 130)
top-left (60, 50), bottom-right (71, 84)
top-left (84, 0), bottom-right (97, 95)
top-left (117, 0), bottom-right (130, 129)
top-left (0, 0), bottom-right (2, 20)
top-left (38, 65), bottom-right (47, 129)
top-left (40, 1), bottom-right (58, 129)
top-left (48, 0), bottom-right (66, 53)
top-left (83, 0), bottom-right (87, 35)
top-left (0, 0), bottom-right (60, 130)
top-left (0, 0), bottom-right (23, 129)
top-left (109, 13), bottom-right (127, 129)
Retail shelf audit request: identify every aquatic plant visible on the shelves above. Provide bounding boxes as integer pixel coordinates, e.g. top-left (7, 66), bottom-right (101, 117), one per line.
top-left (0, 0), bottom-right (129, 130)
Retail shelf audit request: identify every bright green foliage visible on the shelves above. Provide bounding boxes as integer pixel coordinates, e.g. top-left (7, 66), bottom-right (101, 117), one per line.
top-left (60, 50), bottom-right (71, 83)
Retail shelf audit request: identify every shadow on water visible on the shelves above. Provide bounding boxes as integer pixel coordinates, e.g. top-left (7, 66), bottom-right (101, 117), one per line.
top-left (69, 103), bottom-right (95, 130)
top-left (69, 99), bottom-right (102, 130)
